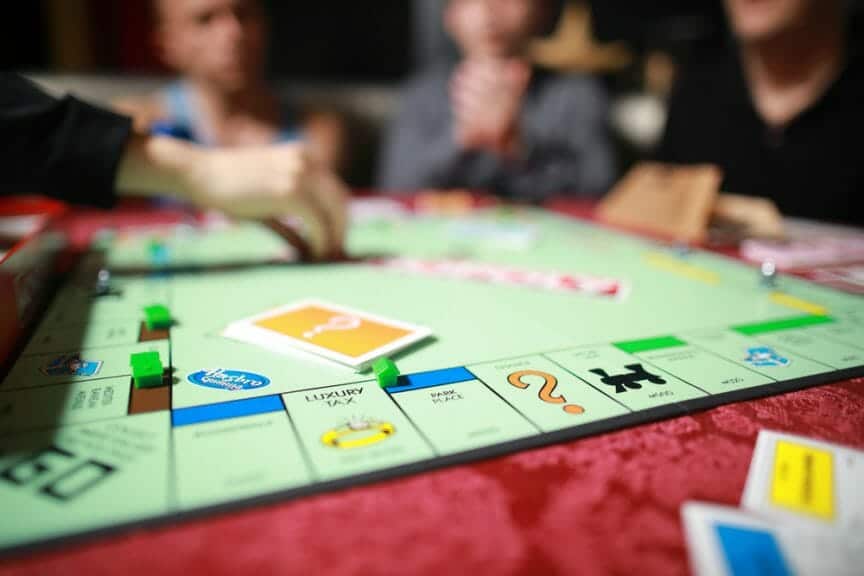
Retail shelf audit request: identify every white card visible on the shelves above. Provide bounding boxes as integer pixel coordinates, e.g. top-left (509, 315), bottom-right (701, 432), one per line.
top-left (682, 502), bottom-right (863, 576)
top-left (741, 430), bottom-right (864, 537)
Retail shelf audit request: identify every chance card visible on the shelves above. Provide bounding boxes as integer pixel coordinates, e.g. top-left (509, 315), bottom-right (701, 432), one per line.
top-left (681, 502), bottom-right (862, 576)
top-left (223, 299), bottom-right (432, 370)
top-left (741, 430), bottom-right (864, 536)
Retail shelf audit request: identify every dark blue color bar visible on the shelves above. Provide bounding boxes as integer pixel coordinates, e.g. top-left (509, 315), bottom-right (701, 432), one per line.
top-left (172, 395), bottom-right (284, 427)
top-left (716, 524), bottom-right (792, 576)
top-left (386, 366), bottom-right (475, 394)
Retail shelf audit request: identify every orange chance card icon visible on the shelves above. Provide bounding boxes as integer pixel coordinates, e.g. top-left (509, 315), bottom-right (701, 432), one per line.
top-left (254, 305), bottom-right (413, 358)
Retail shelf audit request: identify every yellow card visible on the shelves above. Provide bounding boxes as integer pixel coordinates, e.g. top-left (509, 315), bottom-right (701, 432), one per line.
top-left (770, 440), bottom-right (835, 521)
top-left (223, 300), bottom-right (433, 369)
top-left (742, 430), bottom-right (863, 534)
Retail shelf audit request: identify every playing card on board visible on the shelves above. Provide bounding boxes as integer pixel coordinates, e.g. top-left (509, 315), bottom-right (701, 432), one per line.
top-left (681, 502), bottom-right (862, 576)
top-left (222, 300), bottom-right (433, 370)
top-left (741, 430), bottom-right (864, 538)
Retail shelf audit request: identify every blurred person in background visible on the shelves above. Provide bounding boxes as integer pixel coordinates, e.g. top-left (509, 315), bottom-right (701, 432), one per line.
top-left (378, 0), bottom-right (615, 201)
top-left (115, 0), bottom-right (346, 174)
top-left (658, 0), bottom-right (863, 225)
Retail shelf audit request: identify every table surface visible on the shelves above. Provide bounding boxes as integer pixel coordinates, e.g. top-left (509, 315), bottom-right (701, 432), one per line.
top-left (0, 198), bottom-right (862, 576)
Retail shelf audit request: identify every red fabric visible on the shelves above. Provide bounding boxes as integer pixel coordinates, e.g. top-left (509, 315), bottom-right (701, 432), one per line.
top-left (0, 197), bottom-right (66, 218)
top-left (0, 378), bottom-right (861, 576)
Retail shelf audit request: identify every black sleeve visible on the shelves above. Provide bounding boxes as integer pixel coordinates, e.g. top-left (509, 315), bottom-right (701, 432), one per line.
top-left (656, 33), bottom-right (730, 165)
top-left (588, 0), bottom-right (723, 48)
top-left (655, 61), bottom-right (693, 164)
top-left (0, 73), bottom-right (132, 208)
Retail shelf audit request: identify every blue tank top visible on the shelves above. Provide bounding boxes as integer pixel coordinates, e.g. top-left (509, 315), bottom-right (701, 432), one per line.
top-left (151, 81), bottom-right (303, 145)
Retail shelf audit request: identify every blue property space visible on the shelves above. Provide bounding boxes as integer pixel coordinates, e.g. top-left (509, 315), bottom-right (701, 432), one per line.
top-left (386, 367), bottom-right (475, 394)
top-left (172, 395), bottom-right (284, 427)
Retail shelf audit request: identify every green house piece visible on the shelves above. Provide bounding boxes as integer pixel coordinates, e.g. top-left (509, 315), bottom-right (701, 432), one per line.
top-left (373, 357), bottom-right (400, 389)
top-left (131, 351), bottom-right (164, 389)
top-left (144, 304), bottom-right (172, 330)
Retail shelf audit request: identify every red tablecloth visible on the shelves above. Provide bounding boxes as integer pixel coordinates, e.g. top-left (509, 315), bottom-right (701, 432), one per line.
top-left (1, 199), bottom-right (862, 575)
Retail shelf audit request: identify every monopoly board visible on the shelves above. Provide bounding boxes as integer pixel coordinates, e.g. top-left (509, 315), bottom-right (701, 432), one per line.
top-left (1, 206), bottom-right (862, 553)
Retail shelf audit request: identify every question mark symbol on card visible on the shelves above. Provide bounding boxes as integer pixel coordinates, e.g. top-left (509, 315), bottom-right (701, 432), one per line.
top-left (508, 370), bottom-right (584, 414)
top-left (304, 315), bottom-right (362, 339)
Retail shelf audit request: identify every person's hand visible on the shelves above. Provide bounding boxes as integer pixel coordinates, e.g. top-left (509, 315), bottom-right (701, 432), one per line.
top-left (450, 58), bottom-right (531, 156)
top-left (117, 137), bottom-right (348, 260)
top-left (183, 144), bottom-right (348, 259)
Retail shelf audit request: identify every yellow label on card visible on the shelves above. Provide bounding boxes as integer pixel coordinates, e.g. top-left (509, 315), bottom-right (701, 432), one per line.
top-left (254, 305), bottom-right (412, 358)
top-left (770, 440), bottom-right (835, 521)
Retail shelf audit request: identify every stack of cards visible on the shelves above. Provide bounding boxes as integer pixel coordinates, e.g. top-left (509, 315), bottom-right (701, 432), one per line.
top-left (223, 299), bottom-right (433, 371)
top-left (682, 430), bottom-right (864, 576)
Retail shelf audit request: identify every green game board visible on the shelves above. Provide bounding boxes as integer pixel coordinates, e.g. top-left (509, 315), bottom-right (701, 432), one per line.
top-left (1, 209), bottom-right (862, 553)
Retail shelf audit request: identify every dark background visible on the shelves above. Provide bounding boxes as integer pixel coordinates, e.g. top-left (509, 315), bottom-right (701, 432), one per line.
top-left (0, 0), bottom-right (414, 80)
top-left (1, 0), bottom-right (728, 79)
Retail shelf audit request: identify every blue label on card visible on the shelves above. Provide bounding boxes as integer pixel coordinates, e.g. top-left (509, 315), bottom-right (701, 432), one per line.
top-left (715, 524), bottom-right (792, 576)
top-left (187, 369), bottom-right (270, 392)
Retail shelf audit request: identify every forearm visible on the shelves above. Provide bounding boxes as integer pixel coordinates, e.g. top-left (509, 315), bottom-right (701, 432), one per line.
top-left (118, 136), bottom-right (347, 258)
top-left (0, 72), bottom-right (346, 257)
top-left (115, 135), bottom-right (200, 200)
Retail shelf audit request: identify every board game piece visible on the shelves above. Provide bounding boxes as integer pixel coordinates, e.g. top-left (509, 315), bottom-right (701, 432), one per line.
top-left (148, 239), bottom-right (170, 266)
top-left (130, 351), bottom-right (164, 389)
top-left (373, 357), bottom-right (400, 388)
top-left (144, 304), bottom-right (172, 330)
top-left (760, 260), bottom-right (778, 287)
top-left (93, 269), bottom-right (111, 296)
